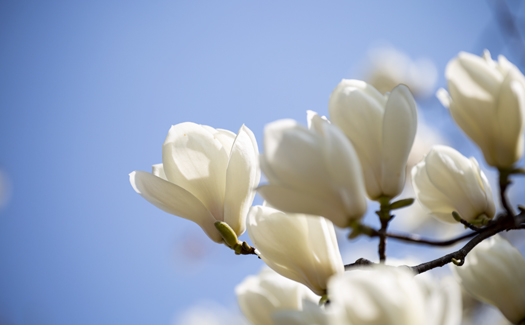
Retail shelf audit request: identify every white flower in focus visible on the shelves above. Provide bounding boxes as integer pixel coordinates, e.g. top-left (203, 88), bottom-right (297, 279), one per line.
top-left (247, 205), bottom-right (344, 295)
top-left (329, 80), bottom-right (418, 200)
top-left (258, 111), bottom-right (367, 228)
top-left (235, 268), bottom-right (319, 325)
top-left (328, 266), bottom-right (426, 325)
top-left (453, 235), bottom-right (525, 324)
top-left (437, 50), bottom-right (525, 168)
top-left (412, 145), bottom-right (495, 224)
top-left (364, 46), bottom-right (438, 98)
top-left (129, 122), bottom-right (260, 243)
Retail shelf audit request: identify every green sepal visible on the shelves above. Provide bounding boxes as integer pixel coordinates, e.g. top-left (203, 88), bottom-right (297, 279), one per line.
top-left (452, 211), bottom-right (462, 222)
top-left (389, 198), bottom-right (414, 210)
top-left (214, 221), bottom-right (240, 248)
top-left (319, 294), bottom-right (329, 306)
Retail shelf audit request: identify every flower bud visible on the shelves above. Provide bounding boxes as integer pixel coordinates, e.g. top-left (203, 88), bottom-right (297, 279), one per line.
top-left (236, 267), bottom-right (318, 325)
top-left (329, 80), bottom-right (417, 200)
top-left (411, 145), bottom-right (495, 223)
top-left (129, 122), bottom-right (260, 243)
top-left (453, 235), bottom-right (525, 324)
top-left (437, 50), bottom-right (525, 168)
top-left (247, 205), bottom-right (344, 295)
top-left (258, 111), bottom-right (367, 228)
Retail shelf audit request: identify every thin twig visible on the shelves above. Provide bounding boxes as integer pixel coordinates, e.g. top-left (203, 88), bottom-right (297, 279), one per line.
top-left (344, 258), bottom-right (374, 270)
top-left (411, 212), bottom-right (525, 274)
top-left (499, 168), bottom-right (515, 217)
top-left (384, 231), bottom-right (478, 247)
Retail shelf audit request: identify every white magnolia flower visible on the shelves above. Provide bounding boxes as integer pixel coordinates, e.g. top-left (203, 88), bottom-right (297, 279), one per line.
top-left (235, 267), bottom-right (319, 325)
top-left (272, 300), bottom-right (332, 325)
top-left (247, 205), bottom-right (344, 295)
top-left (437, 50), bottom-right (525, 168)
top-left (416, 274), bottom-right (463, 325)
top-left (453, 235), bottom-right (525, 324)
top-left (258, 112), bottom-right (367, 228)
top-left (129, 122), bottom-right (260, 243)
top-left (411, 145), bottom-right (495, 223)
top-left (363, 46), bottom-right (438, 98)
top-left (329, 80), bottom-right (417, 200)
top-left (328, 266), bottom-right (426, 325)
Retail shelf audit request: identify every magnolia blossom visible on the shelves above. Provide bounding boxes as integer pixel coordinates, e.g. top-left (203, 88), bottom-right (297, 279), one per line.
top-left (415, 274), bottom-right (463, 325)
top-left (329, 80), bottom-right (417, 200)
top-left (247, 205), bottom-right (344, 295)
top-left (129, 122), bottom-right (260, 243)
top-left (272, 300), bottom-right (332, 325)
top-left (437, 50), bottom-right (525, 168)
top-left (453, 235), bottom-right (525, 324)
top-left (258, 112), bottom-right (367, 228)
top-left (412, 145), bottom-right (495, 223)
top-left (236, 267), bottom-right (319, 325)
top-left (328, 266), bottom-right (426, 325)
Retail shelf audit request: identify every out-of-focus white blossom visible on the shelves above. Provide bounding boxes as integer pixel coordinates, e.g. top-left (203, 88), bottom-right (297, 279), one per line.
top-left (235, 267), bottom-right (319, 325)
top-left (363, 46), bottom-right (438, 98)
top-left (272, 300), bottom-right (332, 325)
top-left (130, 122), bottom-right (260, 243)
top-left (329, 80), bottom-right (417, 200)
top-left (416, 274), bottom-right (463, 325)
top-left (258, 112), bottom-right (367, 228)
top-left (453, 235), bottom-right (525, 324)
top-left (247, 205), bottom-right (344, 296)
top-left (328, 266), bottom-right (426, 325)
top-left (412, 145), bottom-right (495, 223)
top-left (437, 50), bottom-right (525, 168)
top-left (173, 301), bottom-right (249, 325)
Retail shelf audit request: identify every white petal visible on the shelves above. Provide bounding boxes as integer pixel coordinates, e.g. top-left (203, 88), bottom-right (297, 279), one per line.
top-left (152, 163), bottom-right (167, 180)
top-left (224, 125), bottom-right (260, 235)
top-left (321, 122), bottom-right (367, 219)
top-left (381, 84), bottom-right (417, 198)
top-left (247, 206), bottom-right (343, 296)
top-left (496, 77), bottom-right (525, 167)
top-left (328, 80), bottom-right (384, 198)
top-left (129, 171), bottom-right (222, 243)
top-left (262, 119), bottom-right (332, 195)
top-left (162, 122), bottom-right (228, 220)
top-left (257, 184), bottom-right (348, 228)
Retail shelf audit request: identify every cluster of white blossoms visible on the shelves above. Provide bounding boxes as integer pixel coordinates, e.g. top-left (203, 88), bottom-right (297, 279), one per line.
top-left (130, 50), bottom-right (525, 325)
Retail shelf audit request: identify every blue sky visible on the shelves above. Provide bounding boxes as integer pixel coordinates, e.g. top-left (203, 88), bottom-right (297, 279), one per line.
top-left (1, 1), bottom-right (524, 324)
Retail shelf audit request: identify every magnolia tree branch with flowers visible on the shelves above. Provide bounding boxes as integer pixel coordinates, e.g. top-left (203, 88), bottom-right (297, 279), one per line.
top-left (130, 50), bottom-right (525, 325)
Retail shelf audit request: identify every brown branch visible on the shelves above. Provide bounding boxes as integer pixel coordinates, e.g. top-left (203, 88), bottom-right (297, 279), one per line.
top-left (410, 212), bottom-right (525, 274)
top-left (344, 258), bottom-right (374, 270)
top-left (344, 213), bottom-right (525, 274)
top-left (499, 168), bottom-right (515, 217)
top-left (384, 230), bottom-right (478, 247)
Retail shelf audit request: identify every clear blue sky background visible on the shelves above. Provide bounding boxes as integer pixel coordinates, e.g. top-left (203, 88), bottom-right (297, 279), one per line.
top-left (1, 1), bottom-right (524, 324)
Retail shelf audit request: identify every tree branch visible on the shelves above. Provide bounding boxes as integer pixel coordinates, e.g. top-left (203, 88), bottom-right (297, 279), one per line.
top-left (344, 213), bottom-right (525, 274)
top-left (384, 230), bottom-right (478, 247)
top-left (411, 212), bottom-right (525, 274)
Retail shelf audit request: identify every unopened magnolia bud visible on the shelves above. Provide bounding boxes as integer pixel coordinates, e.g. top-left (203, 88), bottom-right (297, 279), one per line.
top-left (453, 235), bottom-right (525, 324)
top-left (329, 80), bottom-right (417, 200)
top-left (247, 205), bottom-right (344, 296)
top-left (258, 112), bottom-right (368, 228)
top-left (412, 146), bottom-right (495, 224)
top-left (438, 50), bottom-right (525, 168)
